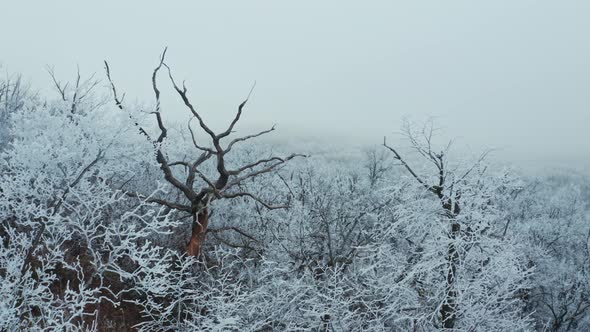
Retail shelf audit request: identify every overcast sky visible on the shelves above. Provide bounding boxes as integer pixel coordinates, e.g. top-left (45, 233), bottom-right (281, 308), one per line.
top-left (1, 1), bottom-right (589, 173)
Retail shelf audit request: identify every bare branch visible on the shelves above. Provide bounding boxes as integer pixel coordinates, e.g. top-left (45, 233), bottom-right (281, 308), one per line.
top-left (104, 60), bottom-right (151, 139)
top-left (208, 226), bottom-right (259, 242)
top-left (168, 161), bottom-right (190, 168)
top-left (221, 191), bottom-right (288, 210)
top-left (218, 81), bottom-right (256, 139)
top-left (187, 117), bottom-right (216, 154)
top-left (456, 149), bottom-right (493, 183)
top-left (186, 152), bottom-right (213, 188)
top-left (152, 47), bottom-right (167, 111)
top-left (152, 48), bottom-right (168, 143)
top-left (155, 149), bottom-right (196, 201)
top-left (123, 191), bottom-right (191, 213)
top-left (228, 153), bottom-right (305, 176)
top-left (226, 124), bottom-right (275, 153)
top-left (70, 65), bottom-right (81, 114)
top-left (383, 136), bottom-right (433, 193)
top-left (403, 120), bottom-right (442, 171)
top-left (46, 66), bottom-right (68, 101)
top-left (226, 155), bottom-right (305, 190)
top-left (163, 63), bottom-right (217, 140)
top-left (104, 61), bottom-right (123, 111)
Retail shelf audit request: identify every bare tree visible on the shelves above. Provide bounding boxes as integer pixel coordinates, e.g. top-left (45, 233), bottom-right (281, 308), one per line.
top-left (383, 120), bottom-right (490, 329)
top-left (363, 146), bottom-right (391, 187)
top-left (0, 73), bottom-right (32, 147)
top-left (104, 49), bottom-right (305, 256)
top-left (46, 66), bottom-right (104, 115)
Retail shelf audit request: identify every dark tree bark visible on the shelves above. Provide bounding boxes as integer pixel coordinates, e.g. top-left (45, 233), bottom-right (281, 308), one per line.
top-left (105, 49), bottom-right (304, 256)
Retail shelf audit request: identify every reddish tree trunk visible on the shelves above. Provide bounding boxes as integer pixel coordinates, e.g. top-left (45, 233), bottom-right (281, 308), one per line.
top-left (187, 208), bottom-right (209, 256)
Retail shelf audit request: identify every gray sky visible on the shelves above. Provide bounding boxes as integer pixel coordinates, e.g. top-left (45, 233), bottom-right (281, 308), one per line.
top-left (1, 0), bottom-right (589, 173)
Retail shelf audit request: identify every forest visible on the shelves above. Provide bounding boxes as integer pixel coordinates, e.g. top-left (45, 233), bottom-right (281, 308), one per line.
top-left (1, 53), bottom-right (589, 331)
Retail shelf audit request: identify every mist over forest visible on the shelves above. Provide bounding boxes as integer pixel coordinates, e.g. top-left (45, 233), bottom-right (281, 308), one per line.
top-left (2, 2), bottom-right (590, 331)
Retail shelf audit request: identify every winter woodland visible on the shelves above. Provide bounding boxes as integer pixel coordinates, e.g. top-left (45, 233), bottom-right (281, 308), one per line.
top-left (1, 53), bottom-right (589, 331)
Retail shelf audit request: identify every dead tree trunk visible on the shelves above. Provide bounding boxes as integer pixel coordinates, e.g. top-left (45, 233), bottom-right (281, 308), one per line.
top-left (187, 208), bottom-right (209, 257)
top-left (105, 48), bottom-right (304, 257)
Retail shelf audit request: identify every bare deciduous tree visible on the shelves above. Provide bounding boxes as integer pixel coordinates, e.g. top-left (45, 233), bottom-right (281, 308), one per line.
top-left (104, 49), bottom-right (305, 256)
top-left (363, 146), bottom-right (391, 187)
top-left (46, 66), bottom-right (104, 115)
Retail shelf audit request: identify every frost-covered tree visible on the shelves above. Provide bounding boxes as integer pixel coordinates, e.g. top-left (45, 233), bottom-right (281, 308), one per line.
top-left (1, 56), bottom-right (589, 331)
top-left (382, 120), bottom-right (533, 330)
top-left (507, 174), bottom-right (590, 331)
top-left (0, 79), bottom-right (179, 330)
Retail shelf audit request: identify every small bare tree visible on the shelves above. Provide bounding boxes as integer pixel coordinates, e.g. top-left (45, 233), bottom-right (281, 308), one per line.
top-left (363, 146), bottom-right (391, 187)
top-left (383, 120), bottom-right (489, 329)
top-left (105, 49), bottom-right (304, 256)
top-left (46, 65), bottom-right (104, 115)
top-left (0, 73), bottom-right (32, 147)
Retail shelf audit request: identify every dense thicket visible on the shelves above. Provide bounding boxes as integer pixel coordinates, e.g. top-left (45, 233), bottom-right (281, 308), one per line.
top-left (1, 66), bottom-right (588, 331)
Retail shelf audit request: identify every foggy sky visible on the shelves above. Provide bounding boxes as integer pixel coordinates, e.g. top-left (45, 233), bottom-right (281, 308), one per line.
top-left (1, 1), bottom-right (589, 173)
